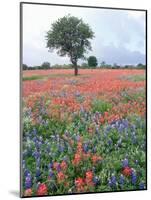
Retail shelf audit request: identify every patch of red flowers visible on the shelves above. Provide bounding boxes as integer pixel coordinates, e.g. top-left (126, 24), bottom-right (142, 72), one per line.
top-left (37, 183), bottom-right (48, 196)
top-left (57, 171), bottom-right (66, 183)
top-left (24, 188), bottom-right (32, 196)
top-left (85, 171), bottom-right (94, 187)
top-left (60, 160), bottom-right (68, 171)
top-left (122, 166), bottom-right (133, 177)
top-left (72, 153), bottom-right (82, 166)
top-left (53, 162), bottom-right (60, 170)
top-left (92, 155), bottom-right (103, 164)
top-left (75, 177), bottom-right (85, 192)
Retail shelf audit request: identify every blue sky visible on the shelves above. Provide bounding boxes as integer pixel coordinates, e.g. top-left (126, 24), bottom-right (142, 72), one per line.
top-left (23, 4), bottom-right (146, 66)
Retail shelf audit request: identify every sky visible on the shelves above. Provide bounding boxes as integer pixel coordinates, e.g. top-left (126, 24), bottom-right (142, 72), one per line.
top-left (22, 4), bottom-right (146, 66)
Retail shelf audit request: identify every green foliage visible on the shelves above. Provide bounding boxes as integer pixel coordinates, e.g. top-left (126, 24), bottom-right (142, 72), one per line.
top-left (81, 62), bottom-right (89, 68)
top-left (121, 74), bottom-right (145, 82)
top-left (41, 62), bottom-right (51, 69)
top-left (88, 56), bottom-right (98, 67)
top-left (46, 15), bottom-right (94, 75)
top-left (137, 63), bottom-right (146, 69)
top-left (23, 64), bottom-right (28, 70)
top-left (23, 75), bottom-right (47, 81)
top-left (92, 99), bottom-right (112, 113)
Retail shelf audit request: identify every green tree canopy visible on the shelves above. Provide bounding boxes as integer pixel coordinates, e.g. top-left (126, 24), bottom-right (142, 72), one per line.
top-left (41, 62), bottom-right (51, 69)
top-left (46, 15), bottom-right (94, 75)
top-left (23, 64), bottom-right (28, 70)
top-left (88, 56), bottom-right (98, 67)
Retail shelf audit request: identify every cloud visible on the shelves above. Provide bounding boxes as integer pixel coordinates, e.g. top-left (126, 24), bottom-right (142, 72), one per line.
top-left (96, 43), bottom-right (145, 65)
top-left (22, 4), bottom-right (146, 66)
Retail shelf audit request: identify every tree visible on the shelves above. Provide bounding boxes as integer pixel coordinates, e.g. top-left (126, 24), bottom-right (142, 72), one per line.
top-left (46, 15), bottom-right (94, 75)
top-left (100, 61), bottom-right (106, 68)
top-left (88, 56), bottom-right (98, 68)
top-left (137, 63), bottom-right (146, 69)
top-left (23, 64), bottom-right (28, 70)
top-left (81, 62), bottom-right (88, 68)
top-left (41, 62), bottom-right (51, 69)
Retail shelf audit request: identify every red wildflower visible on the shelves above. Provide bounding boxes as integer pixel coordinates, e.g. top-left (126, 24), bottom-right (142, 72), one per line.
top-left (53, 162), bottom-right (59, 170)
top-left (24, 188), bottom-right (32, 196)
top-left (72, 153), bottom-right (81, 166)
top-left (122, 166), bottom-right (133, 177)
top-left (37, 183), bottom-right (48, 196)
top-left (57, 171), bottom-right (66, 183)
top-left (75, 177), bottom-right (85, 192)
top-left (86, 171), bottom-right (93, 180)
top-left (92, 155), bottom-right (103, 164)
top-left (60, 160), bottom-right (67, 171)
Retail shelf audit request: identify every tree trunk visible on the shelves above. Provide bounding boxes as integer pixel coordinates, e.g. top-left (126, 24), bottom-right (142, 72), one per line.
top-left (74, 64), bottom-right (78, 76)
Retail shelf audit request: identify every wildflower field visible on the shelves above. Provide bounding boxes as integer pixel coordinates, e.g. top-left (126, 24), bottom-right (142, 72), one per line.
top-left (22, 69), bottom-right (146, 196)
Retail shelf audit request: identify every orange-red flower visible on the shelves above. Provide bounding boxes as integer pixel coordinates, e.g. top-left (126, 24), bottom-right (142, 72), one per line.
top-left (92, 155), bottom-right (103, 164)
top-left (53, 162), bottom-right (59, 170)
top-left (24, 188), bottom-right (32, 196)
top-left (75, 177), bottom-right (85, 192)
top-left (86, 171), bottom-right (93, 180)
top-left (122, 166), bottom-right (133, 177)
top-left (57, 171), bottom-right (66, 183)
top-left (72, 153), bottom-right (82, 166)
top-left (60, 160), bottom-right (67, 171)
top-left (37, 183), bottom-right (48, 196)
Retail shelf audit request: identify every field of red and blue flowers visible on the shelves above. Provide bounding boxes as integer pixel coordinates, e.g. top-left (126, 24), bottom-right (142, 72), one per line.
top-left (22, 69), bottom-right (146, 196)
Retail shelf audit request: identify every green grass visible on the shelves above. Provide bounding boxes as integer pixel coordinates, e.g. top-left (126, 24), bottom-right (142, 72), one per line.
top-left (120, 74), bottom-right (145, 82)
top-left (121, 88), bottom-right (145, 103)
top-left (91, 99), bottom-right (112, 113)
top-left (23, 74), bottom-right (90, 81)
top-left (23, 75), bottom-right (47, 81)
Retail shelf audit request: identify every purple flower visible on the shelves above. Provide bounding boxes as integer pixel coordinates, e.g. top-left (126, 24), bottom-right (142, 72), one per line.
top-left (83, 143), bottom-right (89, 153)
top-left (93, 176), bottom-right (100, 185)
top-left (58, 145), bottom-right (64, 152)
top-left (36, 158), bottom-right (41, 167)
top-left (108, 174), bottom-right (117, 187)
top-left (139, 182), bottom-right (145, 189)
top-left (32, 128), bottom-right (37, 135)
top-left (119, 174), bottom-right (124, 186)
top-left (25, 175), bottom-right (32, 189)
top-left (24, 169), bottom-right (30, 177)
top-left (122, 158), bottom-right (129, 167)
top-left (49, 170), bottom-right (54, 178)
top-left (56, 164), bottom-right (61, 172)
top-left (36, 168), bottom-right (41, 177)
top-left (33, 151), bottom-right (40, 159)
top-left (131, 170), bottom-right (137, 185)
top-left (48, 162), bottom-right (53, 169)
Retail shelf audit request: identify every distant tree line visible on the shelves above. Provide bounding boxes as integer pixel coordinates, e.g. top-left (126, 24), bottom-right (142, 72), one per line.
top-left (23, 59), bottom-right (146, 70)
top-left (23, 62), bottom-right (51, 70)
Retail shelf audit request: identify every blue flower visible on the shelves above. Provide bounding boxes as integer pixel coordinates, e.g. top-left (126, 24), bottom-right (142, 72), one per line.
top-left (49, 170), bottom-right (54, 177)
top-left (48, 162), bottom-right (53, 169)
top-left (122, 158), bottom-right (129, 167)
top-left (32, 128), bottom-right (37, 135)
top-left (58, 145), bottom-right (64, 153)
top-left (139, 182), bottom-right (145, 189)
top-left (36, 158), bottom-right (41, 167)
top-left (108, 174), bottom-right (117, 188)
top-left (33, 151), bottom-right (40, 159)
top-left (119, 174), bottom-right (124, 186)
top-left (93, 176), bottom-right (100, 185)
top-left (25, 175), bottom-right (32, 189)
top-left (108, 139), bottom-right (113, 146)
top-left (56, 164), bottom-right (61, 172)
top-left (131, 170), bottom-right (137, 185)
top-left (24, 169), bottom-right (30, 177)
top-left (83, 143), bottom-right (89, 153)
top-left (36, 168), bottom-right (41, 177)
